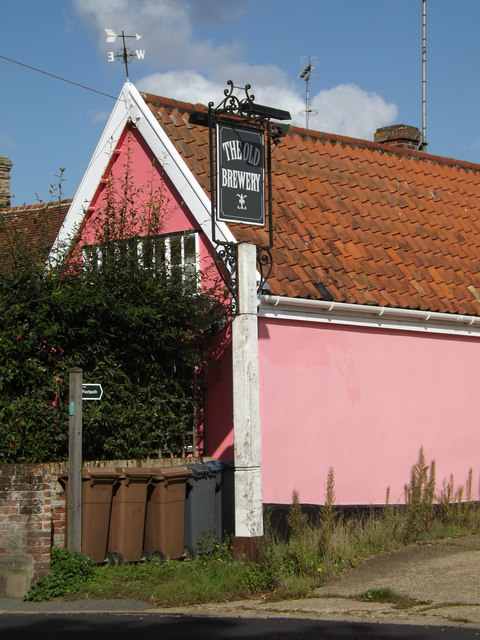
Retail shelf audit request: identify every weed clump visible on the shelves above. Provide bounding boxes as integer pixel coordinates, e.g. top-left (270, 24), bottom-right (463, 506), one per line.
top-left (287, 489), bottom-right (308, 540)
top-left (359, 587), bottom-right (426, 609)
top-left (403, 447), bottom-right (436, 542)
top-left (319, 466), bottom-right (337, 556)
top-left (26, 547), bottom-right (95, 601)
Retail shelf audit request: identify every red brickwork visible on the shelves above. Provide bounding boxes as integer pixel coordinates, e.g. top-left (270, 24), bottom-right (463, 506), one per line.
top-left (0, 463), bottom-right (66, 575)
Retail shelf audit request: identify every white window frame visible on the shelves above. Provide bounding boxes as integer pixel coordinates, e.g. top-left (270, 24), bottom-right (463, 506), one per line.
top-left (82, 231), bottom-right (199, 284)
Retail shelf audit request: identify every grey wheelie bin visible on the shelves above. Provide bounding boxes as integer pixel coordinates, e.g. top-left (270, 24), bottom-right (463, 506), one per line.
top-left (107, 468), bottom-right (152, 563)
top-left (143, 466), bottom-right (191, 559)
top-left (184, 461), bottom-right (231, 554)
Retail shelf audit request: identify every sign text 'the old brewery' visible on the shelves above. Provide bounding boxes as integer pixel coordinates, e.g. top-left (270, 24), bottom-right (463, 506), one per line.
top-left (216, 122), bottom-right (265, 226)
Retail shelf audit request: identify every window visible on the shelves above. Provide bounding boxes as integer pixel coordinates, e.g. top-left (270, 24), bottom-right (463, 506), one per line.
top-left (83, 232), bottom-right (198, 283)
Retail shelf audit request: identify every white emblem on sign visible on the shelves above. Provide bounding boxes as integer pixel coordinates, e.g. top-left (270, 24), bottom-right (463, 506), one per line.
top-left (237, 193), bottom-right (248, 210)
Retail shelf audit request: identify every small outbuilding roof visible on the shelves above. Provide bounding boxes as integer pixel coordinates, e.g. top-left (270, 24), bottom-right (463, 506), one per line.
top-left (0, 200), bottom-right (71, 265)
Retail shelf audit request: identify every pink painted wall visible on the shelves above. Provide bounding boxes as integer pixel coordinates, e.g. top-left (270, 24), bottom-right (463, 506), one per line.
top-left (204, 326), bottom-right (234, 461)
top-left (258, 318), bottom-right (480, 505)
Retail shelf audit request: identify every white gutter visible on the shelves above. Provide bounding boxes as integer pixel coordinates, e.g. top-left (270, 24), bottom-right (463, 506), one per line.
top-left (259, 295), bottom-right (480, 337)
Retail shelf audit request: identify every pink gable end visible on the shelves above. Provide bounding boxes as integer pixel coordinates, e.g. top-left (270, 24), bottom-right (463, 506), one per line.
top-left (76, 123), bottom-right (220, 291)
top-left (80, 125), bottom-right (197, 244)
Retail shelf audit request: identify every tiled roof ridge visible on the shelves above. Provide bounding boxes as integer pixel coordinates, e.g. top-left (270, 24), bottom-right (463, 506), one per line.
top-left (0, 199), bottom-right (72, 214)
top-left (140, 91), bottom-right (208, 116)
top-left (141, 90), bottom-right (480, 173)
top-left (294, 126), bottom-right (480, 173)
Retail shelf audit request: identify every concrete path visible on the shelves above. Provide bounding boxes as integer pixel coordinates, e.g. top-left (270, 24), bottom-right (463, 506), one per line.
top-left (1, 533), bottom-right (480, 629)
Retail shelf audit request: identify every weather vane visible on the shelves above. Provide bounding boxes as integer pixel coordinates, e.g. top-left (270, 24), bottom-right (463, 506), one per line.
top-left (105, 29), bottom-right (145, 82)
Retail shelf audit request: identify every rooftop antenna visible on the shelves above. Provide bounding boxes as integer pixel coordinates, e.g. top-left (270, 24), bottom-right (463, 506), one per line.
top-left (299, 56), bottom-right (318, 132)
top-left (105, 29), bottom-right (144, 82)
top-left (420, 0), bottom-right (428, 151)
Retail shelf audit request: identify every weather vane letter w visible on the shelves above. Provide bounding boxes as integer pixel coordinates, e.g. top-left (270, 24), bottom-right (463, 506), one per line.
top-left (105, 29), bottom-right (144, 82)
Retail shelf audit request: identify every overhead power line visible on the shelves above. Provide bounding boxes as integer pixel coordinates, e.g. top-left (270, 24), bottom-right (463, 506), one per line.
top-left (0, 53), bottom-right (120, 101)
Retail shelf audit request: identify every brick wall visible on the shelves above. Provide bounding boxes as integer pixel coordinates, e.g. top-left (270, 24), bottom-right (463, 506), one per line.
top-left (0, 458), bottom-right (210, 577)
top-left (0, 463), bottom-right (65, 575)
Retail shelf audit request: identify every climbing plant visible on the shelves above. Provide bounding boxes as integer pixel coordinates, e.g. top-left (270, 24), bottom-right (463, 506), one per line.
top-left (0, 158), bottom-right (226, 463)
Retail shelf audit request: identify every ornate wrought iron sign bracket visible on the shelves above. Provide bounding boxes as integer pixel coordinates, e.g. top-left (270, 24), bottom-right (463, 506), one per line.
top-left (213, 243), bottom-right (273, 315)
top-left (189, 81), bottom-right (290, 312)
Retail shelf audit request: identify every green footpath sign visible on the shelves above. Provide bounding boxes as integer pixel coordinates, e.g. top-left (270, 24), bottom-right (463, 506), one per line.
top-left (82, 383), bottom-right (103, 401)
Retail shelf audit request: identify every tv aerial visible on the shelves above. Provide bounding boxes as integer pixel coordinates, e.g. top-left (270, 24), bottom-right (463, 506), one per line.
top-left (105, 29), bottom-right (145, 82)
top-left (299, 56), bottom-right (318, 132)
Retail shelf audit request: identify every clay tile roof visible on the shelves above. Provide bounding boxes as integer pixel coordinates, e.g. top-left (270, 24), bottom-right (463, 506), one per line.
top-left (140, 91), bottom-right (480, 316)
top-left (0, 200), bottom-right (71, 265)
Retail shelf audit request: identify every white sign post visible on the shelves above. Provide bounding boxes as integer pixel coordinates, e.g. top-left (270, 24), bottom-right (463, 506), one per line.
top-left (232, 243), bottom-right (264, 559)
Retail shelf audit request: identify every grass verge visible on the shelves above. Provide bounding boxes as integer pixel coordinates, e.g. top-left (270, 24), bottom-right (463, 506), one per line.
top-left (26, 448), bottom-right (480, 605)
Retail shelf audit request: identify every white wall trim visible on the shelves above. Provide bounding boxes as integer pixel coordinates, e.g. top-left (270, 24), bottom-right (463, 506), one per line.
top-left (49, 85), bottom-right (131, 263)
top-left (260, 295), bottom-right (480, 337)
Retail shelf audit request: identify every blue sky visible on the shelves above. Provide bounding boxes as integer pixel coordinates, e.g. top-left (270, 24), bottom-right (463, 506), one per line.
top-left (2, 0), bottom-right (480, 204)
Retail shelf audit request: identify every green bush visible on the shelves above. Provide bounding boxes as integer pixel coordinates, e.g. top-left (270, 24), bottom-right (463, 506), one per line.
top-left (0, 166), bottom-right (225, 463)
top-left (26, 547), bottom-right (95, 601)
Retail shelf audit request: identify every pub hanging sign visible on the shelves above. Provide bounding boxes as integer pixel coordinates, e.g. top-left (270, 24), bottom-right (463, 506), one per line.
top-left (216, 122), bottom-right (265, 226)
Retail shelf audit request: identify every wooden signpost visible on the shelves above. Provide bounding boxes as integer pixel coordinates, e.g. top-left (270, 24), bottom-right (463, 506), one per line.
top-left (67, 368), bottom-right (103, 553)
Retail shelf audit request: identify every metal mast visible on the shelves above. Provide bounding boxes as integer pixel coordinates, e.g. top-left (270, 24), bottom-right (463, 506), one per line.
top-left (299, 57), bottom-right (318, 132)
top-left (421, 0), bottom-right (428, 150)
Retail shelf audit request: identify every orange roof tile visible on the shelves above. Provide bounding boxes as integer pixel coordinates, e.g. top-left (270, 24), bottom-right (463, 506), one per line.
top-left (142, 90), bottom-right (480, 316)
top-left (0, 201), bottom-right (71, 265)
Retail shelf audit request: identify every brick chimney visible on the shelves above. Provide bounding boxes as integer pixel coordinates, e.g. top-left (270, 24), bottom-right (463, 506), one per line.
top-left (0, 156), bottom-right (12, 206)
top-left (374, 124), bottom-right (421, 151)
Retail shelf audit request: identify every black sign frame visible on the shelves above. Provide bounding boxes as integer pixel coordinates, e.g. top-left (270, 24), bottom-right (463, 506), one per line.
top-left (216, 122), bottom-right (265, 226)
top-left (188, 81), bottom-right (291, 310)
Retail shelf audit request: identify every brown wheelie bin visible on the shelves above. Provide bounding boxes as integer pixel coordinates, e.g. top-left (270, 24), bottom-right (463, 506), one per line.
top-left (107, 468), bottom-right (152, 563)
top-left (143, 466), bottom-right (191, 559)
top-left (59, 467), bottom-right (118, 563)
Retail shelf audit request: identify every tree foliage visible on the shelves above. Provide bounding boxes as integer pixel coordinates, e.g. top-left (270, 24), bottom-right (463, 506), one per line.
top-left (0, 162), bottom-right (225, 463)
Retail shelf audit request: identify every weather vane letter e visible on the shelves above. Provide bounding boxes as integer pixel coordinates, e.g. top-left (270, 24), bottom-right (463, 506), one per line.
top-left (105, 29), bottom-right (144, 82)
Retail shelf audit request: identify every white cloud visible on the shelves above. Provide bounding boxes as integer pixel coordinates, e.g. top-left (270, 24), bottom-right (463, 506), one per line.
top-left (310, 84), bottom-right (398, 139)
top-left (73, 0), bottom-right (241, 69)
top-left (73, 0), bottom-right (398, 140)
top-left (136, 67), bottom-right (300, 113)
top-left (137, 71), bottom-right (224, 106)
